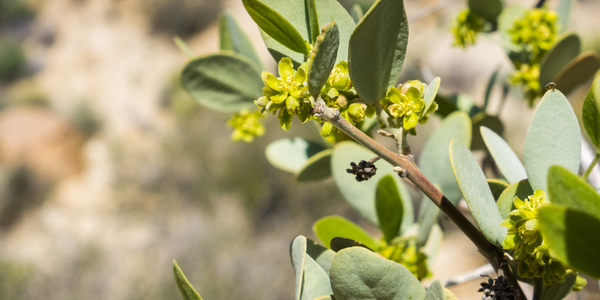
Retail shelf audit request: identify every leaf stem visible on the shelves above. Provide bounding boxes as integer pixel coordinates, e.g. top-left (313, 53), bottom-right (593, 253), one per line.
top-left (582, 151), bottom-right (600, 181)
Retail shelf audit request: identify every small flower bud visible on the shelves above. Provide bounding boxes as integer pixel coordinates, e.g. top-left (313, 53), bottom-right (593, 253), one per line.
top-left (348, 102), bottom-right (366, 122)
top-left (320, 122), bottom-right (333, 137)
top-left (336, 94), bottom-right (348, 108)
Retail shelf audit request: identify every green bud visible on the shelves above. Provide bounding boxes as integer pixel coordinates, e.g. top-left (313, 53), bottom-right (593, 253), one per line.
top-left (320, 122), bottom-right (334, 137)
top-left (348, 102), bottom-right (366, 123)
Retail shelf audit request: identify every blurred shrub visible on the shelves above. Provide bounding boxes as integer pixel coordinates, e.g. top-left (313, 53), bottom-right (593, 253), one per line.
top-left (0, 37), bottom-right (26, 81)
top-left (0, 0), bottom-right (35, 23)
top-left (141, 0), bottom-right (223, 39)
top-left (70, 101), bottom-right (102, 139)
top-left (0, 165), bottom-right (48, 230)
top-left (0, 258), bottom-right (31, 299)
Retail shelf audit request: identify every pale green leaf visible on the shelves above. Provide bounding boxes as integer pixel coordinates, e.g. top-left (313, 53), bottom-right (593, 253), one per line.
top-left (291, 236), bottom-right (308, 300)
top-left (450, 139), bottom-right (507, 246)
top-left (218, 10), bottom-right (263, 69)
top-left (375, 174), bottom-right (404, 244)
top-left (497, 179), bottom-right (533, 218)
top-left (266, 138), bottom-right (326, 173)
top-left (582, 74), bottom-right (600, 148)
top-left (173, 260), bottom-right (203, 300)
top-left (181, 53), bottom-right (262, 113)
top-left (539, 33), bottom-right (580, 90)
top-left (424, 280), bottom-right (446, 300)
top-left (547, 165), bottom-right (600, 220)
top-left (481, 126), bottom-right (527, 184)
top-left (418, 112), bottom-right (472, 205)
top-left (523, 90), bottom-right (581, 192)
top-left (306, 238), bottom-right (336, 276)
top-left (308, 22), bottom-right (340, 96)
top-left (296, 149), bottom-right (332, 181)
top-left (330, 247), bottom-right (426, 300)
top-left (556, 0), bottom-right (575, 34)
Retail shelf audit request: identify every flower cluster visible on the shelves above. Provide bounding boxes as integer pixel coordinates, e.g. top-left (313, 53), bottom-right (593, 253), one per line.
top-left (255, 57), bottom-right (311, 131)
top-left (509, 9), bottom-right (558, 58)
top-left (510, 64), bottom-right (540, 106)
top-left (451, 9), bottom-right (487, 48)
top-left (378, 239), bottom-right (430, 280)
top-left (319, 61), bottom-right (372, 137)
top-left (501, 190), bottom-right (568, 286)
top-left (508, 8), bottom-right (558, 105)
top-left (227, 110), bottom-right (265, 142)
top-left (380, 80), bottom-right (437, 131)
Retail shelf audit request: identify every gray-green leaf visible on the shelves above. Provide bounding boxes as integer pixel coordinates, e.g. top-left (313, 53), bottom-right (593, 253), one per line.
top-left (418, 112), bottom-right (472, 205)
top-left (497, 179), bottom-right (533, 218)
top-left (538, 33), bottom-right (580, 91)
top-left (308, 22), bottom-right (340, 96)
top-left (481, 126), bottom-right (527, 184)
top-left (450, 139), bottom-right (507, 246)
top-left (547, 165), bottom-right (600, 220)
top-left (181, 53), bottom-right (263, 113)
top-left (296, 149), bottom-right (332, 181)
top-left (375, 174), bottom-right (404, 244)
top-left (523, 90), bottom-right (581, 192)
top-left (218, 10), bottom-right (263, 69)
top-left (582, 74), bottom-right (600, 148)
top-left (349, 0), bottom-right (409, 105)
top-left (330, 247), bottom-right (426, 300)
top-left (266, 138), bottom-right (326, 173)
top-left (313, 215), bottom-right (379, 250)
top-left (553, 51), bottom-right (600, 95)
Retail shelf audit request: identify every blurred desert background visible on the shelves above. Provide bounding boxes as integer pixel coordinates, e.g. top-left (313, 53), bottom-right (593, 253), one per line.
top-left (1, 0), bottom-right (600, 299)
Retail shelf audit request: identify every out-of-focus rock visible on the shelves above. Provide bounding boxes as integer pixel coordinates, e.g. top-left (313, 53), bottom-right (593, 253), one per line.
top-left (0, 106), bottom-right (85, 182)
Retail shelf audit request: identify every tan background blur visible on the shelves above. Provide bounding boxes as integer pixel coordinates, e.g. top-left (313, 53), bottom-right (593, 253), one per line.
top-left (0, 0), bottom-right (599, 299)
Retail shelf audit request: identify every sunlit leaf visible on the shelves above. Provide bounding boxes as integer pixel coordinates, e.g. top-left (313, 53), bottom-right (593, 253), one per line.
top-left (582, 74), bottom-right (600, 148)
top-left (307, 22), bottom-right (340, 96)
top-left (330, 247), bottom-right (426, 300)
top-left (266, 138), bottom-right (326, 173)
top-left (291, 236), bottom-right (308, 300)
top-left (481, 126), bottom-right (527, 184)
top-left (313, 216), bottom-right (379, 250)
top-left (349, 0), bottom-right (408, 105)
top-left (497, 179), bottom-right (533, 218)
top-left (547, 165), bottom-right (600, 220)
top-left (450, 139), bottom-right (507, 246)
top-left (523, 90), bottom-right (581, 192)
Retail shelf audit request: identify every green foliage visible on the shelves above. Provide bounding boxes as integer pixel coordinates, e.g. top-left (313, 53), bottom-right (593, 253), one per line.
top-left (173, 261), bottom-right (203, 300)
top-left (218, 10), bottom-right (263, 69)
top-left (0, 37), bottom-right (25, 81)
top-left (375, 175), bottom-right (404, 244)
top-left (307, 22), bottom-right (340, 96)
top-left (497, 179), bottom-right (533, 218)
top-left (450, 139), bottom-right (507, 246)
top-left (265, 137), bottom-right (327, 174)
top-left (481, 126), bottom-right (527, 184)
top-left (538, 34), bottom-right (580, 91)
top-left (348, 0), bottom-right (408, 105)
top-left (290, 236), bottom-right (333, 300)
top-left (487, 179), bottom-right (509, 201)
top-left (329, 247), bottom-right (426, 300)
top-left (418, 112), bottom-right (471, 205)
top-left (313, 216), bottom-right (379, 250)
top-left (552, 51), bottom-right (600, 95)
top-left (583, 74), bottom-right (600, 148)
top-left (523, 90), bottom-right (580, 192)
top-left (331, 142), bottom-right (413, 225)
top-left (349, 4), bottom-right (363, 24)
top-left (181, 53), bottom-right (263, 113)
top-left (471, 112), bottom-right (503, 150)
top-left (295, 149), bottom-right (332, 181)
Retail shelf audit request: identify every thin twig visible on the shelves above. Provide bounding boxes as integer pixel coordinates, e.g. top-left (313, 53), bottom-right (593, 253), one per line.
top-left (441, 264), bottom-right (495, 288)
top-left (532, 278), bottom-right (543, 300)
top-left (312, 99), bottom-right (526, 300)
top-left (534, 0), bottom-right (547, 9)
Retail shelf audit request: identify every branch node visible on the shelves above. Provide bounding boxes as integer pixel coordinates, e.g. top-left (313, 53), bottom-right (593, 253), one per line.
top-left (393, 166), bottom-right (408, 178)
top-left (377, 130), bottom-right (395, 138)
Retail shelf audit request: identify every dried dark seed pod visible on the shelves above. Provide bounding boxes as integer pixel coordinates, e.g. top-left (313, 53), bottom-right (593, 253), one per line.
top-left (346, 160), bottom-right (377, 182)
top-left (478, 275), bottom-right (519, 300)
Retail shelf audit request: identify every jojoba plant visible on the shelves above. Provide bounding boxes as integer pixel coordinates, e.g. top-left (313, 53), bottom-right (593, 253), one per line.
top-left (173, 0), bottom-right (600, 299)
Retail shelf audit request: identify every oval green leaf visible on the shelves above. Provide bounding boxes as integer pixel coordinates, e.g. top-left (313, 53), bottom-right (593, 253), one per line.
top-left (553, 51), bottom-right (600, 95)
top-left (497, 179), bottom-right (533, 218)
top-left (423, 224), bottom-right (443, 267)
top-left (330, 247), bottom-right (426, 300)
top-left (468, 0), bottom-right (503, 23)
top-left (523, 90), bottom-right (581, 192)
top-left (548, 165), bottom-right (600, 220)
top-left (181, 53), bottom-right (263, 113)
top-left (307, 0), bottom-right (320, 44)
top-left (450, 139), bottom-right (507, 246)
top-left (313, 216), bottom-right (379, 250)
top-left (308, 22), bottom-right (340, 96)
top-left (416, 193), bottom-right (439, 248)
top-left (349, 0), bottom-right (409, 105)
top-left (376, 174), bottom-right (404, 244)
top-left (266, 138), bottom-right (327, 173)
top-left (538, 204), bottom-right (600, 279)
top-left (242, 0), bottom-right (309, 55)
top-left (539, 33), bottom-right (580, 90)
top-left (539, 272), bottom-right (576, 300)
top-left (481, 126), bottom-right (527, 184)
top-left (582, 74), bottom-right (600, 148)
top-left (483, 65), bottom-right (501, 110)
top-left (418, 111), bottom-right (472, 205)
top-left (556, 0), bottom-right (575, 34)
top-left (219, 10), bottom-right (263, 69)
top-left (173, 260), bottom-right (203, 300)
top-left (332, 141), bottom-right (412, 225)
top-left (471, 113), bottom-right (504, 151)
top-left (498, 5), bottom-right (526, 52)
top-left (296, 149), bottom-right (332, 181)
